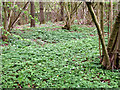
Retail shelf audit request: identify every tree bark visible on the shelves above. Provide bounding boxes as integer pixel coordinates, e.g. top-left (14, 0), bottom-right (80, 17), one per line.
top-left (60, 1), bottom-right (64, 21)
top-left (86, 2), bottom-right (111, 69)
top-left (107, 11), bottom-right (120, 54)
top-left (0, 3), bottom-right (2, 39)
top-left (39, 2), bottom-right (45, 24)
top-left (82, 3), bottom-right (85, 24)
top-left (86, 2), bottom-right (120, 69)
top-left (100, 2), bottom-right (104, 37)
top-left (30, 2), bottom-right (35, 27)
top-left (108, 2), bottom-right (110, 39)
top-left (110, 0), bottom-right (113, 33)
top-left (0, 2), bottom-right (2, 26)
top-left (62, 2), bottom-right (82, 30)
top-left (2, 2), bottom-right (29, 41)
top-left (3, 2), bottom-right (8, 31)
top-left (11, 2), bottom-right (29, 29)
top-left (2, 2), bottom-right (8, 41)
top-left (106, 11), bottom-right (120, 69)
top-left (100, 2), bottom-right (105, 56)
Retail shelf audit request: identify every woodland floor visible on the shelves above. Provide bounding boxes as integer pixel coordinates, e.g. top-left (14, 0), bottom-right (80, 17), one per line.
top-left (1, 22), bottom-right (120, 88)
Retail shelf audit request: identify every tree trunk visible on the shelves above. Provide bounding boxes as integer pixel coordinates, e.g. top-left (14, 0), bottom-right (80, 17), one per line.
top-left (39, 2), bottom-right (45, 24)
top-left (108, 2), bottom-right (110, 39)
top-left (96, 3), bottom-right (100, 23)
top-left (2, 2), bottom-right (29, 41)
top-left (0, 3), bottom-right (2, 39)
top-left (62, 2), bottom-right (82, 30)
top-left (30, 2), bottom-right (35, 27)
top-left (82, 3), bottom-right (86, 24)
top-left (96, 2), bottom-right (102, 60)
top-left (100, 2), bottom-right (104, 37)
top-left (60, 2), bottom-right (64, 21)
top-left (2, 2), bottom-right (8, 41)
top-left (0, 2), bottom-right (2, 26)
top-left (106, 11), bottom-right (120, 69)
top-left (110, 0), bottom-right (113, 33)
top-left (86, 2), bottom-right (111, 69)
top-left (86, 2), bottom-right (120, 69)
top-left (3, 2), bottom-right (8, 31)
top-left (11, 2), bottom-right (29, 29)
top-left (62, 2), bottom-right (71, 30)
top-left (100, 2), bottom-right (105, 56)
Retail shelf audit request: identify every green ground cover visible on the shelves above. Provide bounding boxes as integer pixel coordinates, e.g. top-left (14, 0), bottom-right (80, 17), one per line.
top-left (1, 24), bottom-right (120, 88)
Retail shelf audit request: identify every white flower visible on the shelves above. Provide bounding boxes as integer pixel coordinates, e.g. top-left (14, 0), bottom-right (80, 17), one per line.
top-left (81, 71), bottom-right (83, 73)
top-left (72, 67), bottom-right (75, 69)
top-left (65, 59), bottom-right (68, 61)
top-left (38, 63), bottom-right (41, 65)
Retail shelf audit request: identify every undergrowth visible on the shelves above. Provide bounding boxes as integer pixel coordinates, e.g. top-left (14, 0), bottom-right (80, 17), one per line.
top-left (1, 24), bottom-right (120, 88)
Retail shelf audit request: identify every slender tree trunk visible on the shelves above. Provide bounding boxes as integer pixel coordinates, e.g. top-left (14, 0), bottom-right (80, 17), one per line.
top-left (107, 11), bottom-right (120, 54)
top-left (63, 2), bottom-right (82, 30)
top-left (86, 2), bottom-right (111, 69)
top-left (83, 3), bottom-right (85, 24)
top-left (39, 2), bottom-right (45, 24)
top-left (0, 2), bottom-right (2, 39)
top-left (7, 2), bottom-right (16, 32)
top-left (60, 2), bottom-right (64, 21)
top-left (30, 2), bottom-right (35, 27)
top-left (44, 3), bottom-right (47, 22)
top-left (62, 3), bottom-right (71, 30)
top-left (17, 2), bottom-right (22, 25)
top-left (86, 2), bottom-right (120, 69)
top-left (96, 3), bottom-right (100, 23)
top-left (108, 2), bottom-right (110, 39)
top-left (2, 2), bottom-right (29, 41)
top-left (100, 2), bottom-right (105, 56)
top-left (0, 2), bottom-right (2, 26)
top-left (116, 2), bottom-right (119, 14)
top-left (118, 1), bottom-right (120, 68)
top-left (118, 27), bottom-right (120, 68)
top-left (106, 11), bottom-right (120, 69)
top-left (3, 2), bottom-right (8, 31)
top-left (100, 2), bottom-right (104, 37)
top-left (110, 0), bottom-right (113, 33)
top-left (96, 3), bottom-right (102, 60)
top-left (2, 2), bottom-right (8, 41)
top-left (11, 2), bottom-right (29, 29)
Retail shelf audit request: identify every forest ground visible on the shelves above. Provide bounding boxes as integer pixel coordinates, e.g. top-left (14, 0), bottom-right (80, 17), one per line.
top-left (1, 22), bottom-right (120, 88)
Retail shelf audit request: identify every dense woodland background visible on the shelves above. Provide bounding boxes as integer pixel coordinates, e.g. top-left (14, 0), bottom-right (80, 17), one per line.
top-left (0, 1), bottom-right (120, 88)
